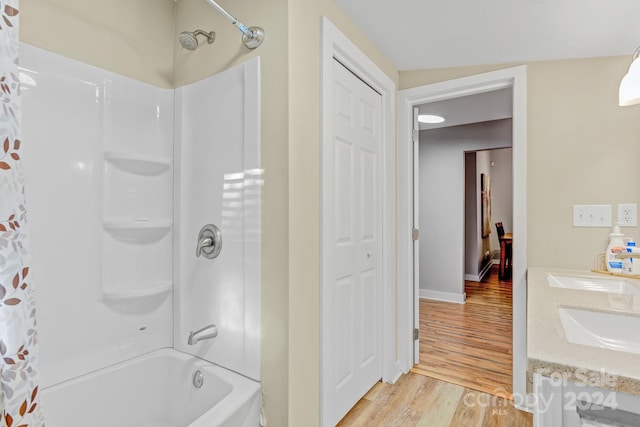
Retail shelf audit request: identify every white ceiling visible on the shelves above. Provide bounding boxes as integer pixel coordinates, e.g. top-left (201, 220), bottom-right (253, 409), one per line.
top-left (334, 0), bottom-right (640, 70)
top-left (417, 87), bottom-right (513, 130)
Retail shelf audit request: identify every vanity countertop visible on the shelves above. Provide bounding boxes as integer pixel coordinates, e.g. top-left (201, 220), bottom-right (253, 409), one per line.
top-left (527, 267), bottom-right (640, 395)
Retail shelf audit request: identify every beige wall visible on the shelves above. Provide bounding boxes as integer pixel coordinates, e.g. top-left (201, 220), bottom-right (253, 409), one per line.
top-left (401, 56), bottom-right (640, 270)
top-left (20, 0), bottom-right (175, 88)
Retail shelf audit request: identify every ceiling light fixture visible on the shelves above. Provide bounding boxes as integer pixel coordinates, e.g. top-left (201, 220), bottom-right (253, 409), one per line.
top-left (619, 47), bottom-right (640, 106)
top-left (418, 114), bottom-right (445, 124)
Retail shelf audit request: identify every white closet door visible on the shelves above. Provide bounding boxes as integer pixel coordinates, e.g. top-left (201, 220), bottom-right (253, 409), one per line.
top-left (322, 59), bottom-right (383, 426)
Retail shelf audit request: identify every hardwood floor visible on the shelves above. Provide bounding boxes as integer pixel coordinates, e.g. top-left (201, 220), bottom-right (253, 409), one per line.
top-left (337, 373), bottom-right (532, 426)
top-left (412, 266), bottom-right (513, 398)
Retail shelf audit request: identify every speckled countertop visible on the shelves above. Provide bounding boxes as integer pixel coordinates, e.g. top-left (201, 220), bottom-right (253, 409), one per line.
top-left (527, 267), bottom-right (640, 396)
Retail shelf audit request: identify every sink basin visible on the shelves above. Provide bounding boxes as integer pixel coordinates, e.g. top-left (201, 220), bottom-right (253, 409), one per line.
top-left (547, 274), bottom-right (640, 296)
top-left (559, 308), bottom-right (640, 355)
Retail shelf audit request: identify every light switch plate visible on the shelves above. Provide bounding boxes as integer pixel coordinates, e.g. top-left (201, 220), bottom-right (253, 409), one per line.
top-left (573, 205), bottom-right (612, 227)
top-left (618, 203), bottom-right (638, 227)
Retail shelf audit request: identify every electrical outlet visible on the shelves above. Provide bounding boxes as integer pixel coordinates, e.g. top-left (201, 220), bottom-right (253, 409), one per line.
top-left (618, 203), bottom-right (638, 227)
top-left (573, 205), bottom-right (612, 227)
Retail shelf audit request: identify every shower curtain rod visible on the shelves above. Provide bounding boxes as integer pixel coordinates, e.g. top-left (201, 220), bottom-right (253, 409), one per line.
top-left (204, 0), bottom-right (265, 49)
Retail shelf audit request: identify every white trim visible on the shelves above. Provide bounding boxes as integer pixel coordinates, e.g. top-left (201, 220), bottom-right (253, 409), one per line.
top-left (463, 259), bottom-right (494, 282)
top-left (397, 65), bottom-right (528, 407)
top-left (419, 291), bottom-right (466, 304)
top-left (512, 65), bottom-right (529, 411)
top-left (412, 109), bottom-right (420, 364)
top-left (320, 17), bottom-right (398, 427)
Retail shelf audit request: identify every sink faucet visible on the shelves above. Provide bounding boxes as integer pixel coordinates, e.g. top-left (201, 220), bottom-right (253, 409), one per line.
top-left (188, 324), bottom-right (218, 345)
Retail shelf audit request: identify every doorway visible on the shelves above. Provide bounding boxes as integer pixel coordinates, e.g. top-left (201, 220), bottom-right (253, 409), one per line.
top-left (413, 98), bottom-right (514, 395)
top-left (397, 66), bottom-right (528, 409)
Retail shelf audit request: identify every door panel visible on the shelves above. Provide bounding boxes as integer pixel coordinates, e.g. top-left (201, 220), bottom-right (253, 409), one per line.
top-left (334, 276), bottom-right (354, 386)
top-left (335, 139), bottom-right (354, 243)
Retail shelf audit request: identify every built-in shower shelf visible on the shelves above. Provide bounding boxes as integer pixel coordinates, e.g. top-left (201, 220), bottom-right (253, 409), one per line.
top-left (103, 219), bottom-right (172, 243)
top-left (102, 281), bottom-right (172, 301)
top-left (104, 151), bottom-right (172, 175)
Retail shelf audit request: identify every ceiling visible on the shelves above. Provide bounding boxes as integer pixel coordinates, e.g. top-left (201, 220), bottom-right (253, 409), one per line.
top-left (334, 0), bottom-right (640, 70)
top-left (417, 87), bottom-right (512, 130)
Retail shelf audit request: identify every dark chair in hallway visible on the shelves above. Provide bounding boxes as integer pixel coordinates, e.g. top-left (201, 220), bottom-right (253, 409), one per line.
top-left (495, 222), bottom-right (512, 280)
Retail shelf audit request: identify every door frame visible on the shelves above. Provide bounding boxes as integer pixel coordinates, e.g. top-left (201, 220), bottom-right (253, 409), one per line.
top-left (320, 16), bottom-right (399, 426)
top-left (397, 66), bottom-right (529, 409)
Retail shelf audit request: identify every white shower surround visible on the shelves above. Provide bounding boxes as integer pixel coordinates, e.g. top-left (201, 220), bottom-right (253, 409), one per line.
top-left (21, 43), bottom-right (174, 387)
top-left (175, 58), bottom-right (261, 381)
top-left (20, 42), bottom-right (261, 421)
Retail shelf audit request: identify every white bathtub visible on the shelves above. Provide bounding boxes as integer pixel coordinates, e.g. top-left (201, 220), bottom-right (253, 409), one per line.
top-left (41, 348), bottom-right (261, 427)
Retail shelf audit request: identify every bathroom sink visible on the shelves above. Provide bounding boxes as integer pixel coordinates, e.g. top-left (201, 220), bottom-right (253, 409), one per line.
top-left (559, 308), bottom-right (640, 355)
top-left (547, 274), bottom-right (640, 296)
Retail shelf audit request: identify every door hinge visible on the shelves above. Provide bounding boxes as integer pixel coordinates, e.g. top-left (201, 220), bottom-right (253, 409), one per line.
top-left (412, 228), bottom-right (419, 241)
top-left (412, 129), bottom-right (419, 143)
top-left (413, 328), bottom-right (419, 340)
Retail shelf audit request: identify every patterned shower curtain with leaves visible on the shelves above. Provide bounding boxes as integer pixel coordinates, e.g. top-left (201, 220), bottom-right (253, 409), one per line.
top-left (0, 0), bottom-right (45, 425)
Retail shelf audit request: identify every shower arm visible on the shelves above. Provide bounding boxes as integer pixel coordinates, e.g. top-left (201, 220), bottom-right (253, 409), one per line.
top-left (204, 0), bottom-right (265, 49)
top-left (205, 0), bottom-right (250, 36)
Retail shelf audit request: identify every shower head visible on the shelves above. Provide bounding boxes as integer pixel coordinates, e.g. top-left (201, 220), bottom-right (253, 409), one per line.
top-left (179, 32), bottom-right (198, 51)
top-left (179, 30), bottom-right (215, 51)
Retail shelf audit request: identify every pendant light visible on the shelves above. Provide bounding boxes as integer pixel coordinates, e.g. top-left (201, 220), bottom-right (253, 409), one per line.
top-left (619, 47), bottom-right (640, 106)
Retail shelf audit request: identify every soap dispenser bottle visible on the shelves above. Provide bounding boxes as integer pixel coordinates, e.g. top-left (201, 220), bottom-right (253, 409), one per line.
top-left (606, 223), bottom-right (625, 273)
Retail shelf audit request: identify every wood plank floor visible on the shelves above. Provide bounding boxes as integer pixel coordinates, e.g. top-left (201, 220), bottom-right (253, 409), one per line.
top-left (337, 373), bottom-right (532, 426)
top-left (412, 266), bottom-right (513, 398)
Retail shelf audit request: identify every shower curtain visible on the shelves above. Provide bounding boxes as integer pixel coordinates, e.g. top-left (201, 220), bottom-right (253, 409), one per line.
top-left (0, 1), bottom-right (45, 425)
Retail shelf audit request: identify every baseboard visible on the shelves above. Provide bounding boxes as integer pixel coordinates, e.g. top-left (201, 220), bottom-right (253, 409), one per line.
top-left (516, 394), bottom-right (535, 414)
top-left (479, 261), bottom-right (493, 280)
top-left (419, 289), bottom-right (466, 304)
top-left (465, 260), bottom-right (494, 282)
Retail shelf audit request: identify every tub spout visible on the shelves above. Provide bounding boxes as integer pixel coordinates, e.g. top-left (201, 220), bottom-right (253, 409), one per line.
top-left (188, 324), bottom-right (218, 345)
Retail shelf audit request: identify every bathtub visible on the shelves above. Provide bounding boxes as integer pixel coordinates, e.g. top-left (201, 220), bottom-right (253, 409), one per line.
top-left (41, 348), bottom-right (261, 427)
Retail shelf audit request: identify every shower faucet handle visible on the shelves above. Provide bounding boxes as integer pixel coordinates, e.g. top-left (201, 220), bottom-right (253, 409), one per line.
top-left (196, 224), bottom-right (222, 259)
top-left (196, 237), bottom-right (213, 255)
